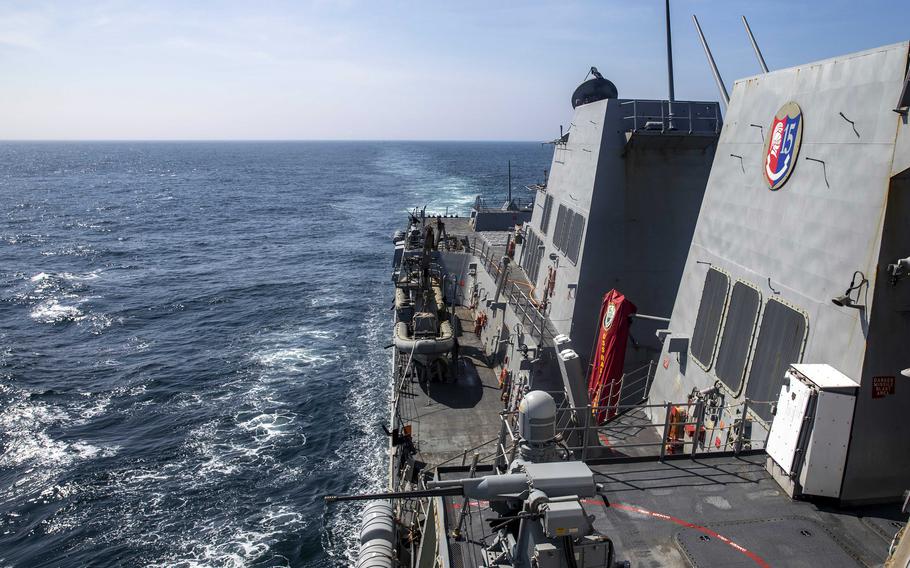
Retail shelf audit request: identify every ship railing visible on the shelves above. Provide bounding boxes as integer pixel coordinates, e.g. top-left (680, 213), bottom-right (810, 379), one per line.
top-left (469, 235), bottom-right (509, 279)
top-left (422, 436), bottom-right (506, 474)
top-left (599, 361), bottom-right (656, 410)
top-left (505, 281), bottom-right (555, 344)
top-left (467, 237), bottom-right (555, 344)
top-left (471, 236), bottom-right (505, 280)
top-left (499, 396), bottom-right (774, 463)
top-left (473, 195), bottom-right (534, 211)
top-left (621, 99), bottom-right (721, 135)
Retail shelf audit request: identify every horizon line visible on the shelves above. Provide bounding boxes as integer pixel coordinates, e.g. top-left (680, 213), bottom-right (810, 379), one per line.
top-left (0, 138), bottom-right (552, 144)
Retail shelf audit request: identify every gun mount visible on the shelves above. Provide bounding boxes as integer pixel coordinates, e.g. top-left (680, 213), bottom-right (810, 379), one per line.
top-left (326, 460), bottom-right (622, 567)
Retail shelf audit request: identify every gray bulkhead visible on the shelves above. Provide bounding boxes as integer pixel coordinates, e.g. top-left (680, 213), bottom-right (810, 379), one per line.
top-left (518, 97), bottom-right (718, 369)
top-left (650, 41), bottom-right (910, 503)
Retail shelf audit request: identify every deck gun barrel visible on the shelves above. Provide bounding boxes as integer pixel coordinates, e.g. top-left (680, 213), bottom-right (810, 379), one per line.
top-left (325, 461), bottom-right (598, 504)
top-left (324, 472), bottom-right (530, 504)
top-left (324, 486), bottom-right (463, 503)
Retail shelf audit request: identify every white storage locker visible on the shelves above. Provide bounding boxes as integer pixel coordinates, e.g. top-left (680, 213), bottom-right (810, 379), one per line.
top-left (765, 364), bottom-right (859, 499)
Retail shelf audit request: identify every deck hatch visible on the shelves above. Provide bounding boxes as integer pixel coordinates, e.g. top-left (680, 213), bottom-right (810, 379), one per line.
top-left (691, 268), bottom-right (729, 369)
top-left (745, 299), bottom-right (808, 422)
top-left (675, 517), bottom-right (862, 568)
top-left (715, 281), bottom-right (761, 394)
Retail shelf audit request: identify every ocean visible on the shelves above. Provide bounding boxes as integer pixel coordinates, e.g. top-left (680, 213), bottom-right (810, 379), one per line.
top-left (0, 141), bottom-right (552, 567)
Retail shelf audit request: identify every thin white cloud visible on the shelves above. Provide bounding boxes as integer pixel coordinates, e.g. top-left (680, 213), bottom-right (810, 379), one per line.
top-left (0, 0), bottom-right (907, 140)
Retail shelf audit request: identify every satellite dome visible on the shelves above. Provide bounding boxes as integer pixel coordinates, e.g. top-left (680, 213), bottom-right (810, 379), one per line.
top-left (571, 67), bottom-right (618, 108)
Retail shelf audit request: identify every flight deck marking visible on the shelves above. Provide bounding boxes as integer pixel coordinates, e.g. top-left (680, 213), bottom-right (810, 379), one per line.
top-left (606, 502), bottom-right (772, 568)
top-left (448, 497), bottom-right (771, 566)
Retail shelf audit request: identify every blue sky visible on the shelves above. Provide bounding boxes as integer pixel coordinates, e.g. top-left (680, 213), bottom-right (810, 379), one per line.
top-left (1, 0), bottom-right (907, 140)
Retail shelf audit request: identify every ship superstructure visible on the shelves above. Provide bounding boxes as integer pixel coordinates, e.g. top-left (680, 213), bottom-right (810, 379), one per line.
top-left (649, 40), bottom-right (910, 504)
top-left (326, 17), bottom-right (910, 568)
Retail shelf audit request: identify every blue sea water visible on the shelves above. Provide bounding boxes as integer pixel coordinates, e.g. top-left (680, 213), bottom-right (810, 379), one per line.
top-left (0, 141), bottom-right (552, 567)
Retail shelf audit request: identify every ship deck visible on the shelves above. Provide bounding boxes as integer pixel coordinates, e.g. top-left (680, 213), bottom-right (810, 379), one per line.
top-left (437, 453), bottom-right (906, 568)
top-left (395, 305), bottom-right (506, 471)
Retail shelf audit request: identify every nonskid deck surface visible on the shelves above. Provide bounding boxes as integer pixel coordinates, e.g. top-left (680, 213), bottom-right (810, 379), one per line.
top-left (593, 408), bottom-right (664, 459)
top-left (591, 455), bottom-right (903, 567)
top-left (396, 305), bottom-right (506, 470)
top-left (436, 454), bottom-right (905, 568)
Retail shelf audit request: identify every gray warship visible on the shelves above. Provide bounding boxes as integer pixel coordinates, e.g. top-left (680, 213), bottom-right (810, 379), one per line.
top-left (326, 11), bottom-right (910, 568)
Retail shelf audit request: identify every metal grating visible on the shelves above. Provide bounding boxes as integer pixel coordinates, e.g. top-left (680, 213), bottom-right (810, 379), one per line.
top-left (566, 211), bottom-right (585, 264)
top-left (745, 299), bottom-right (807, 422)
top-left (540, 194), bottom-right (554, 235)
top-left (521, 228), bottom-right (544, 283)
top-left (691, 268), bottom-right (729, 369)
top-left (551, 202), bottom-right (585, 265)
top-left (553, 203), bottom-right (569, 251)
top-left (715, 281), bottom-right (761, 394)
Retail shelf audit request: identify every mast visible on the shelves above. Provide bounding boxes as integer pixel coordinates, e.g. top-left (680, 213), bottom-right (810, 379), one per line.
top-left (508, 160), bottom-right (512, 205)
top-left (692, 14), bottom-right (730, 108)
top-left (741, 15), bottom-right (769, 73)
top-left (665, 0), bottom-right (675, 102)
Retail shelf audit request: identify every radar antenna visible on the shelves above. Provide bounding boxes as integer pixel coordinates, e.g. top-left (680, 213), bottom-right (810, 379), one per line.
top-left (665, 0), bottom-right (675, 102)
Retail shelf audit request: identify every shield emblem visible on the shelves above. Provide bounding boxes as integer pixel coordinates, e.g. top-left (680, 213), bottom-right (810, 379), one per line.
top-left (763, 102), bottom-right (803, 190)
top-left (603, 303), bottom-right (617, 330)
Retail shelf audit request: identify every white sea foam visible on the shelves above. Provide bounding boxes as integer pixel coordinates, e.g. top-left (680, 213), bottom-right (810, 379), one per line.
top-left (89, 312), bottom-right (116, 333)
top-left (7, 315), bottom-right (328, 564)
top-left (24, 270), bottom-right (105, 325)
top-left (254, 347), bottom-right (336, 370)
top-left (237, 411), bottom-right (295, 443)
top-left (73, 392), bottom-right (114, 424)
top-left (377, 147), bottom-right (481, 216)
top-left (0, 395), bottom-right (117, 505)
top-left (308, 294), bottom-right (344, 308)
top-left (30, 270), bottom-right (101, 283)
top-left (30, 299), bottom-right (85, 323)
top-left (128, 411), bottom-right (308, 567)
top-left (147, 509), bottom-right (305, 568)
top-left (302, 329), bottom-right (338, 340)
top-left (323, 299), bottom-right (390, 563)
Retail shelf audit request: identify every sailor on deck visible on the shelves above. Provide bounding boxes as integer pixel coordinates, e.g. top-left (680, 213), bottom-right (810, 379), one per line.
top-left (435, 216), bottom-right (447, 250)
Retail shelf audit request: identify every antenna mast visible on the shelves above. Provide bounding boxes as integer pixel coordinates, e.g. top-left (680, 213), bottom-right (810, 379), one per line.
top-left (507, 160), bottom-right (512, 205)
top-left (741, 16), bottom-right (769, 73)
top-left (666, 0), bottom-right (675, 102)
top-left (692, 15), bottom-right (730, 108)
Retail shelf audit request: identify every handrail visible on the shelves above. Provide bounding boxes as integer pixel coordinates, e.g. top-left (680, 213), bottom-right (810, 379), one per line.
top-left (425, 436), bottom-right (500, 473)
top-left (500, 396), bottom-right (772, 461)
top-left (619, 99), bottom-right (721, 135)
top-left (474, 195), bottom-right (534, 211)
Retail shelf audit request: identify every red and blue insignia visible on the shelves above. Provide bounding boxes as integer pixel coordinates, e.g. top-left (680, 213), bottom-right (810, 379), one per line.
top-left (764, 102), bottom-right (803, 190)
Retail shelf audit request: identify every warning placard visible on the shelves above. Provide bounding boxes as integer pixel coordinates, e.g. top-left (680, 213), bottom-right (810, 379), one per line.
top-left (871, 376), bottom-right (896, 399)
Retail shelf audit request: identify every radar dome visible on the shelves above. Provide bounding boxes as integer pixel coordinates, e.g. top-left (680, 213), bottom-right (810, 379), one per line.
top-left (571, 77), bottom-right (618, 108)
top-left (518, 391), bottom-right (556, 444)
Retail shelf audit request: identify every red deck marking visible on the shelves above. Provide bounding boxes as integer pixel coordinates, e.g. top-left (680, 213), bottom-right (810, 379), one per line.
top-left (607, 502), bottom-right (771, 568)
